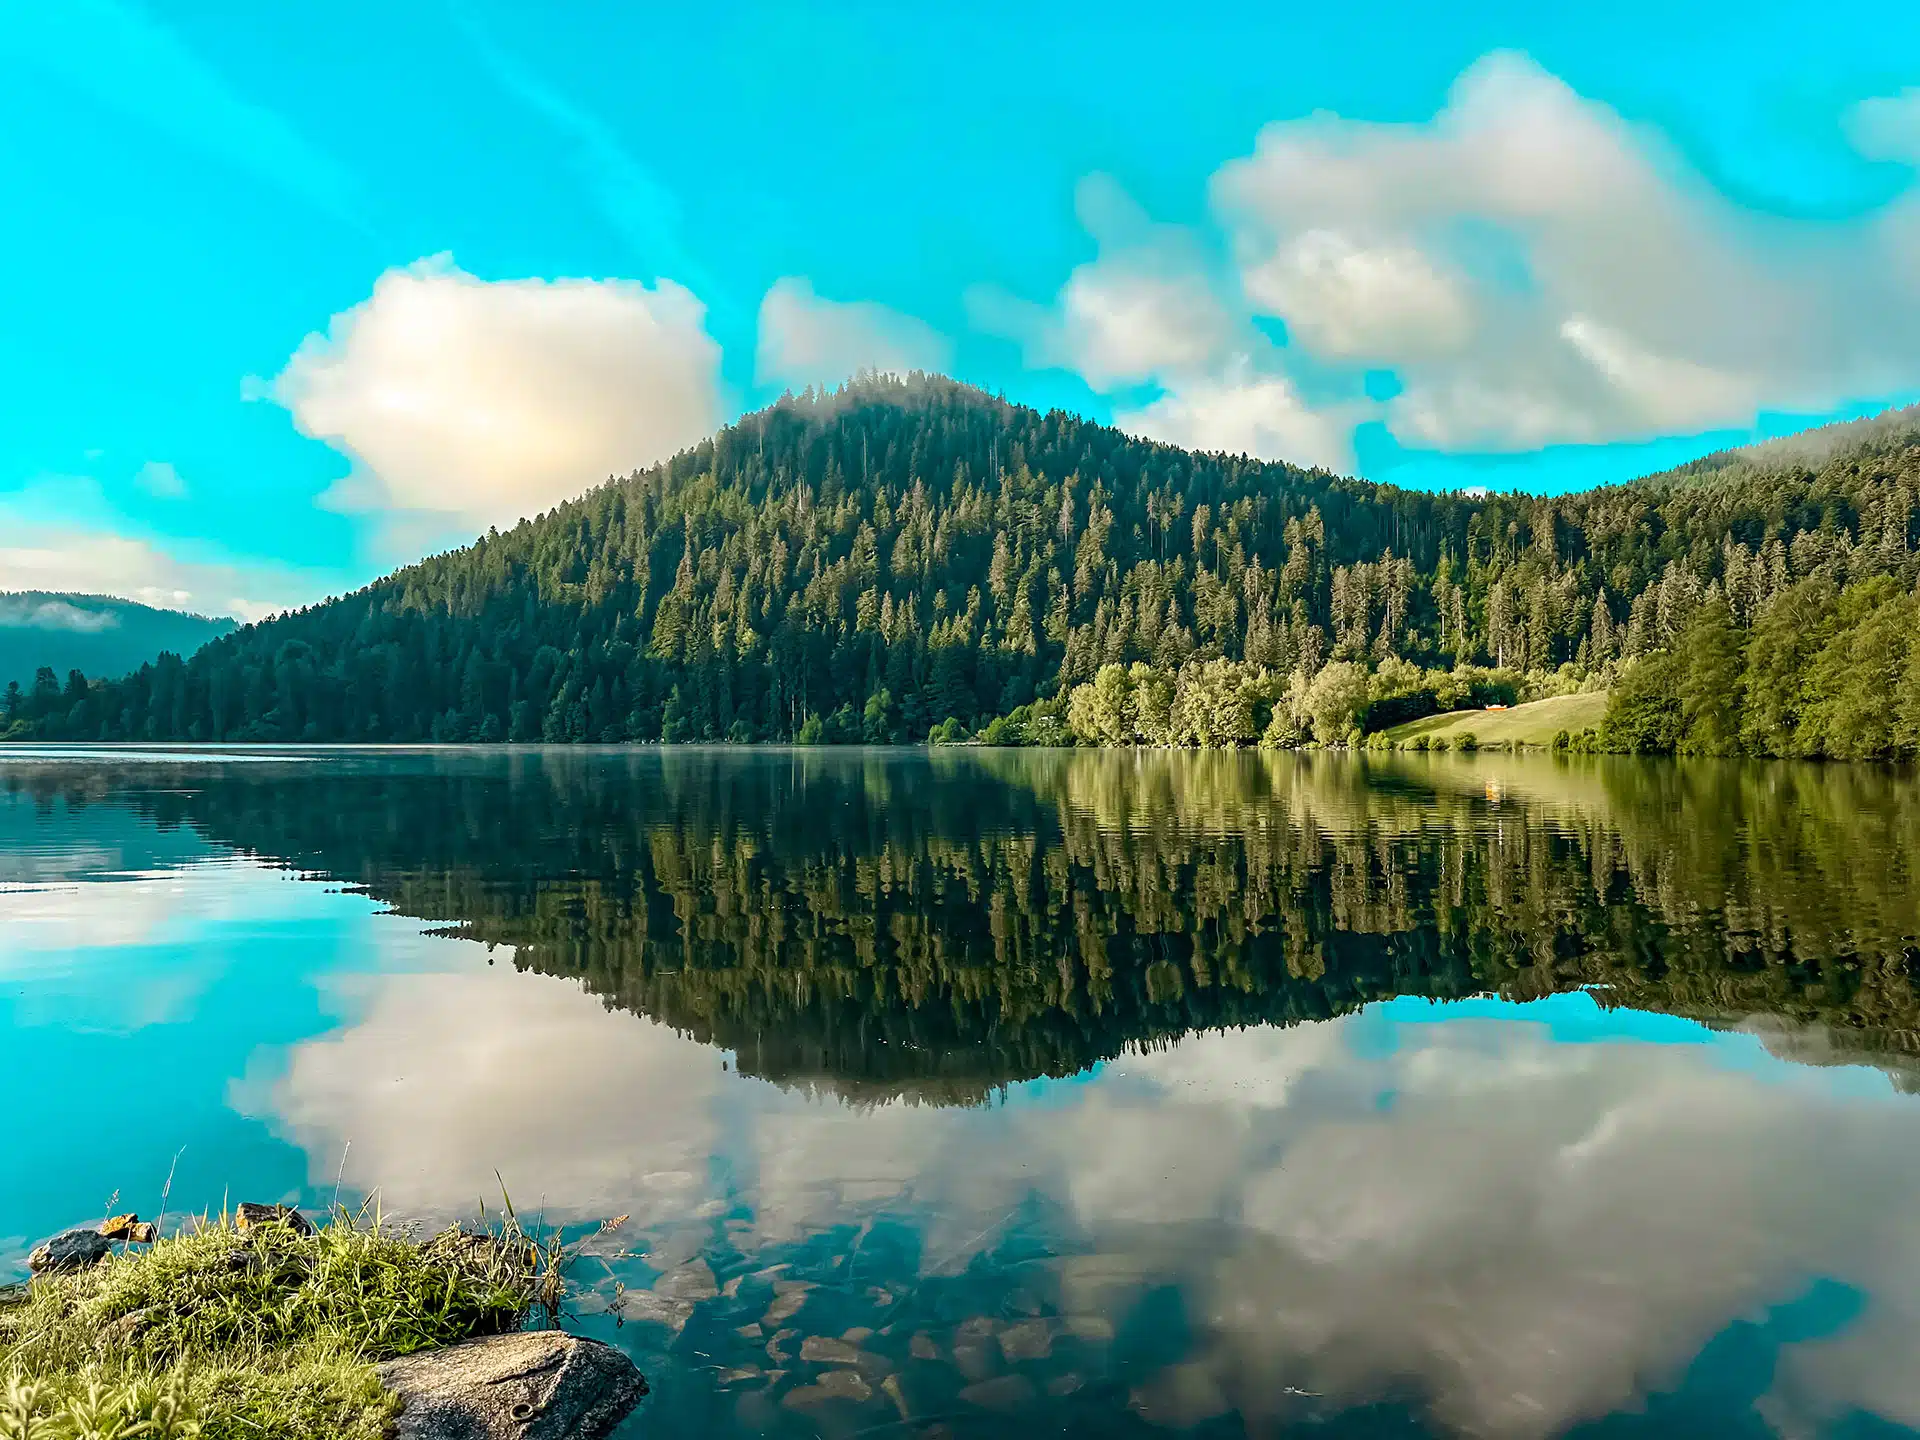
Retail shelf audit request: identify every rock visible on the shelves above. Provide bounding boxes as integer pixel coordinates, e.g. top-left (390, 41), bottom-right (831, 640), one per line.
top-left (951, 1341), bottom-right (998, 1384)
top-left (235, 1203), bottom-right (314, 1237)
top-left (125, 1223), bottom-right (157, 1245)
top-left (1046, 1373), bottom-right (1086, 1398)
top-left (377, 1331), bottom-right (647, 1440)
top-left (97, 1307), bottom-right (157, 1351)
top-left (652, 1258), bottom-right (717, 1302)
top-left (28, 1228), bottom-right (113, 1275)
top-left (0, 1283), bottom-right (31, 1309)
top-left (619, 1290), bottom-right (695, 1336)
top-left (909, 1331), bottom-right (941, 1361)
top-left (799, 1335), bottom-right (862, 1365)
top-left (761, 1284), bottom-right (811, 1327)
top-left (841, 1325), bottom-right (874, 1344)
top-left (881, 1372), bottom-right (914, 1421)
top-left (99, 1213), bottom-right (140, 1240)
top-left (998, 1319), bottom-right (1053, 1362)
top-left (733, 1322), bottom-right (764, 1340)
top-left (781, 1369), bottom-right (872, 1408)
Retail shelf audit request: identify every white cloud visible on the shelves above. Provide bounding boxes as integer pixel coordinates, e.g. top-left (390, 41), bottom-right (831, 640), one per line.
top-left (974, 174), bottom-right (1242, 392)
top-left (989, 55), bottom-right (1920, 462)
top-left (755, 277), bottom-right (951, 389)
top-left (0, 524), bottom-right (297, 621)
top-left (269, 256), bottom-right (725, 532)
top-left (0, 596), bottom-right (118, 633)
top-left (1210, 52), bottom-right (1920, 452)
top-left (1118, 365), bottom-right (1353, 471)
top-left (969, 174), bottom-right (1352, 469)
top-left (1847, 88), bottom-right (1920, 165)
top-left (1241, 229), bottom-right (1473, 360)
top-left (0, 474), bottom-right (315, 618)
top-left (134, 461), bottom-right (187, 499)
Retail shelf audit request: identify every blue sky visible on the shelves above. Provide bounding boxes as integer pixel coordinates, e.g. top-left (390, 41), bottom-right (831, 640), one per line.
top-left (3, 0), bottom-right (1920, 618)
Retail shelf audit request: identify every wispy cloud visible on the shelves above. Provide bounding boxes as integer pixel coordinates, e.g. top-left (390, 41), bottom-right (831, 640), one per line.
top-left (448, 6), bottom-right (732, 323)
top-left (0, 0), bottom-right (360, 224)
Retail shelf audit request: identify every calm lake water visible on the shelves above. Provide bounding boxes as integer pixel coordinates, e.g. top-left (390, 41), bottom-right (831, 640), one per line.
top-left (5, 746), bottom-right (1920, 1438)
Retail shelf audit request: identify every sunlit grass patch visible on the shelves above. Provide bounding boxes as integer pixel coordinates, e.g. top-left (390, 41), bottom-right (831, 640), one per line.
top-left (0, 1209), bottom-right (559, 1440)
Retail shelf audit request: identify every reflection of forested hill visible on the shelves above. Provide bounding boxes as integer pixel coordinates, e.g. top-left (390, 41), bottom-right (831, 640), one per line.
top-left (14, 749), bottom-right (1920, 1097)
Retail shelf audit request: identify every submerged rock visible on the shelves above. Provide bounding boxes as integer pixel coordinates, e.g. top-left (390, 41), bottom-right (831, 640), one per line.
top-left (28, 1228), bottom-right (112, 1275)
top-left (781, 1368), bottom-right (872, 1408)
top-left (377, 1331), bottom-right (647, 1440)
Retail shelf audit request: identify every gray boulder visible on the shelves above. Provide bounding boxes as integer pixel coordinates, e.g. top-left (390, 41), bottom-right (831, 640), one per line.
top-left (28, 1228), bottom-right (113, 1275)
top-left (377, 1331), bottom-right (647, 1440)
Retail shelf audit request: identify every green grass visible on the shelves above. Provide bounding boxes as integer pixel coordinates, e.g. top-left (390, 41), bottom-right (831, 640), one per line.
top-left (0, 1212), bottom-right (555, 1440)
top-left (1381, 690), bottom-right (1610, 749)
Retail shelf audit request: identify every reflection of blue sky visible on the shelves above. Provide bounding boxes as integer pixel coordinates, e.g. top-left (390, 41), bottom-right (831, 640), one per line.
top-left (0, 841), bottom-right (464, 1264)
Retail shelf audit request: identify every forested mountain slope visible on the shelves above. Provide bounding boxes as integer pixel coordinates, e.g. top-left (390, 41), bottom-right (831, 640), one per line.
top-left (4, 374), bottom-right (1917, 747)
top-left (0, 593), bottom-right (235, 695)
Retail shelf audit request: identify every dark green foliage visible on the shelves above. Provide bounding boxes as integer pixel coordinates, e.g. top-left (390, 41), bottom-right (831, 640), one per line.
top-left (6, 376), bottom-right (1920, 749)
top-left (1605, 575), bottom-right (1920, 759)
top-left (1676, 599), bottom-right (1744, 755)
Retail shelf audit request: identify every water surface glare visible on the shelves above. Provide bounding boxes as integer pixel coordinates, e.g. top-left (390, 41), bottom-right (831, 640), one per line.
top-left (4, 746), bottom-right (1920, 1438)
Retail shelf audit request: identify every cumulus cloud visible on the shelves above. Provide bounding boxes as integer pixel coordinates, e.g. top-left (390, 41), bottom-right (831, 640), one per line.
top-left (988, 55), bottom-right (1920, 463)
top-left (969, 174), bottom-right (1353, 471)
top-left (755, 277), bottom-right (952, 389)
top-left (1211, 52), bottom-right (1920, 452)
top-left (1118, 365), bottom-right (1353, 471)
top-left (269, 256), bottom-right (725, 533)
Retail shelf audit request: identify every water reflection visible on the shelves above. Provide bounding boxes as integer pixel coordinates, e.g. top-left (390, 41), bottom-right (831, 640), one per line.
top-left (4, 748), bottom-right (1920, 1437)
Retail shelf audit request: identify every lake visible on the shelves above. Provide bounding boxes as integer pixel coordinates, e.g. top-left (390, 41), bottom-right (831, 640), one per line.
top-left (5, 746), bottom-right (1920, 1438)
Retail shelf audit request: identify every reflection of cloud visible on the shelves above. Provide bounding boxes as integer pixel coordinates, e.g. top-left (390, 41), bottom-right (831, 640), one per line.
top-left (1037, 1016), bottom-right (1920, 1437)
top-left (247, 967), bottom-right (731, 1226)
top-left (254, 970), bottom-right (1920, 1435)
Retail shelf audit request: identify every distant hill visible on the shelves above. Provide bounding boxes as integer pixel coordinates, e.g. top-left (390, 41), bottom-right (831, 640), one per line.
top-left (3, 373), bottom-right (1917, 747)
top-left (0, 593), bottom-right (236, 694)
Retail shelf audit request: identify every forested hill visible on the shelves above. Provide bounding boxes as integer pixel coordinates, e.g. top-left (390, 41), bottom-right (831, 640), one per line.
top-left (4, 372), bottom-right (1918, 747)
top-left (0, 593), bottom-right (235, 695)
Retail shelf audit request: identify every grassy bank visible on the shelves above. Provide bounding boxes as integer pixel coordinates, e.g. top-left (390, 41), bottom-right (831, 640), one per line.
top-left (1, 1212), bottom-right (550, 1440)
top-left (1381, 691), bottom-right (1610, 750)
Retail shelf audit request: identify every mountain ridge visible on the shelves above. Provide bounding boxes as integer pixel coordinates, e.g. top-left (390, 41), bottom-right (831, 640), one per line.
top-left (0, 591), bottom-right (237, 697)
top-left (4, 372), bottom-right (1918, 748)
